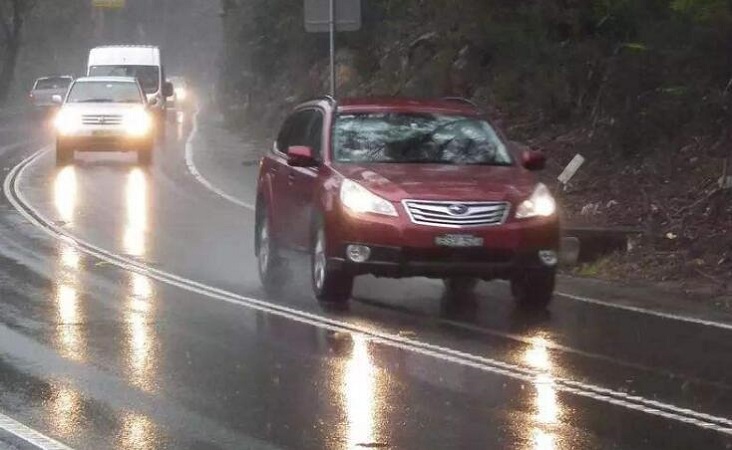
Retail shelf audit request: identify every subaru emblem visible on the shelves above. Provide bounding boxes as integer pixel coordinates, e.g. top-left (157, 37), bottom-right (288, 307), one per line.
top-left (447, 204), bottom-right (469, 216)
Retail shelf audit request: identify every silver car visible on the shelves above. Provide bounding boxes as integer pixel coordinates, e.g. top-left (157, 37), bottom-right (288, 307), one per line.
top-left (53, 76), bottom-right (155, 166)
top-left (29, 76), bottom-right (73, 108)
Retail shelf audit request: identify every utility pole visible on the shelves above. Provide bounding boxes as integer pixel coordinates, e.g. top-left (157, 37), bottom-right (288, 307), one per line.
top-left (329, 0), bottom-right (336, 97)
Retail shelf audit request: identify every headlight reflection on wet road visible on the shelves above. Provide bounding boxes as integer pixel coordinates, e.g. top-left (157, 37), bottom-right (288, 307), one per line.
top-left (48, 385), bottom-right (84, 438)
top-left (53, 166), bottom-right (77, 225)
top-left (123, 168), bottom-right (148, 257)
top-left (53, 167), bottom-right (85, 362)
top-left (124, 169), bottom-right (158, 392)
top-left (523, 335), bottom-right (563, 450)
top-left (342, 335), bottom-right (383, 450)
top-left (119, 412), bottom-right (161, 450)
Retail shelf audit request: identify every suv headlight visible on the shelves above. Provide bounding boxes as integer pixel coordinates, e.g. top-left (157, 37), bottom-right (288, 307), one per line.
top-left (516, 183), bottom-right (556, 219)
top-left (54, 110), bottom-right (81, 135)
top-left (123, 110), bottom-right (152, 137)
top-left (340, 179), bottom-right (398, 217)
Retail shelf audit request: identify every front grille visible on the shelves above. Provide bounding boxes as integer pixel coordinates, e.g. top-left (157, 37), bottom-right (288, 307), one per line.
top-left (403, 200), bottom-right (509, 228)
top-left (81, 114), bottom-right (123, 125)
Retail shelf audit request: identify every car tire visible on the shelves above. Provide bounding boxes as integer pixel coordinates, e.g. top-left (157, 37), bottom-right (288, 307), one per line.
top-left (256, 208), bottom-right (287, 294)
top-left (511, 269), bottom-right (556, 310)
top-left (311, 220), bottom-right (353, 304)
top-left (443, 277), bottom-right (479, 297)
top-left (56, 141), bottom-right (73, 166)
top-left (137, 142), bottom-right (153, 166)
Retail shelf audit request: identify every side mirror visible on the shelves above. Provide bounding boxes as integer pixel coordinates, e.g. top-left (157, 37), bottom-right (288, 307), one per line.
top-left (163, 81), bottom-right (174, 98)
top-left (521, 150), bottom-right (546, 171)
top-left (51, 94), bottom-right (63, 105)
top-left (287, 146), bottom-right (317, 167)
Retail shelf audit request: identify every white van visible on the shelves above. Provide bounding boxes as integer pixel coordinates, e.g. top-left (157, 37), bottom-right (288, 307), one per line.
top-left (87, 45), bottom-right (173, 126)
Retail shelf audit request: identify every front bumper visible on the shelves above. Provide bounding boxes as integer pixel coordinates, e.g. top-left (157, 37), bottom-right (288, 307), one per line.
top-left (58, 131), bottom-right (153, 152)
top-left (326, 209), bottom-right (560, 280)
top-left (330, 246), bottom-right (555, 279)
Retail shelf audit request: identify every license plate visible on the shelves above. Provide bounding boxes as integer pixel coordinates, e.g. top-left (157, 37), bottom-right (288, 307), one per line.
top-left (435, 234), bottom-right (484, 248)
top-left (92, 129), bottom-right (117, 136)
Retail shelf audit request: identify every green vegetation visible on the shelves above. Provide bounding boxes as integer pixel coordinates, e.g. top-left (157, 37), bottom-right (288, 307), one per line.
top-left (219, 0), bottom-right (732, 153)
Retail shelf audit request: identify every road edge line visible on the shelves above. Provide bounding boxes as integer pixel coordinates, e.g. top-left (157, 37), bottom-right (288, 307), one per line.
top-left (0, 411), bottom-right (75, 450)
top-left (184, 108), bottom-right (255, 210)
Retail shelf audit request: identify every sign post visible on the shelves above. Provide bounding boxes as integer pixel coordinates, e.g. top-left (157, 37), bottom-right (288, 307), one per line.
top-left (304, 0), bottom-right (361, 98)
top-left (329, 0), bottom-right (336, 97)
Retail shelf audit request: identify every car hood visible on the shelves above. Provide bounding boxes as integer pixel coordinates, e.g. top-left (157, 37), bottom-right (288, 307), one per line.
top-left (60, 103), bottom-right (145, 115)
top-left (332, 163), bottom-right (537, 202)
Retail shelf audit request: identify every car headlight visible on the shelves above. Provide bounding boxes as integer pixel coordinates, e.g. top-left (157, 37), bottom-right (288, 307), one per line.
top-left (54, 110), bottom-right (81, 135)
top-left (340, 179), bottom-right (398, 217)
top-left (516, 183), bottom-right (557, 219)
top-left (123, 109), bottom-right (152, 137)
top-left (175, 87), bottom-right (187, 101)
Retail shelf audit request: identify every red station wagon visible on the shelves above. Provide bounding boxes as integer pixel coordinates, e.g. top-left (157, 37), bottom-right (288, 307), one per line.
top-left (255, 97), bottom-right (560, 308)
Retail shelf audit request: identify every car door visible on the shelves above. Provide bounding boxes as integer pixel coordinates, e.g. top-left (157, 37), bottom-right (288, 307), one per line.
top-left (288, 108), bottom-right (325, 250)
top-left (266, 113), bottom-right (298, 242)
top-left (275, 109), bottom-right (317, 247)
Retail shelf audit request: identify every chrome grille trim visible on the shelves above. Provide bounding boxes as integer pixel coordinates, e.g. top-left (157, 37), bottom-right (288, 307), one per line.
top-left (81, 114), bottom-right (123, 125)
top-left (402, 200), bottom-right (510, 228)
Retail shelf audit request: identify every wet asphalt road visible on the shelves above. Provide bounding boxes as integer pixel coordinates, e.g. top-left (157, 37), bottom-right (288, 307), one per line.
top-left (0, 109), bottom-right (731, 449)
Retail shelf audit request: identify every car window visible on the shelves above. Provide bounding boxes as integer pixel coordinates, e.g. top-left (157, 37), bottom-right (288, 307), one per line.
top-left (88, 65), bottom-right (160, 94)
top-left (305, 111), bottom-right (324, 159)
top-left (277, 110), bottom-right (319, 154)
top-left (66, 81), bottom-right (144, 104)
top-left (333, 112), bottom-right (513, 166)
top-left (34, 77), bottom-right (72, 90)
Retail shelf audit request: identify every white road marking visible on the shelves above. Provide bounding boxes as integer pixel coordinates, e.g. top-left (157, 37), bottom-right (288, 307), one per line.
top-left (184, 109), bottom-right (255, 210)
top-left (183, 111), bottom-right (732, 332)
top-left (6, 148), bottom-right (732, 437)
top-left (0, 411), bottom-right (74, 450)
top-left (557, 290), bottom-right (732, 332)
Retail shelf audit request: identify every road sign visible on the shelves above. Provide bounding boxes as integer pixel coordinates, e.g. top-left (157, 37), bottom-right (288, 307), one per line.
top-left (558, 154), bottom-right (585, 185)
top-left (304, 0), bottom-right (361, 33)
top-left (92, 0), bottom-right (125, 9)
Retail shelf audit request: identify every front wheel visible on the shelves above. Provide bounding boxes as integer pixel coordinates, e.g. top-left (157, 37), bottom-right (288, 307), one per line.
top-left (56, 141), bottom-right (73, 166)
top-left (311, 224), bottom-right (353, 304)
top-left (511, 269), bottom-right (556, 310)
top-left (256, 212), bottom-right (287, 294)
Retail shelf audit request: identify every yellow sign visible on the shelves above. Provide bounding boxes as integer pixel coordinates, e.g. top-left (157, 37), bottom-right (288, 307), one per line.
top-left (92, 0), bottom-right (125, 8)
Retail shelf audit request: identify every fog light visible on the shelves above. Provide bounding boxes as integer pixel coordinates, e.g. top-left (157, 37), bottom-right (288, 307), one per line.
top-left (539, 250), bottom-right (558, 267)
top-left (347, 245), bottom-right (371, 263)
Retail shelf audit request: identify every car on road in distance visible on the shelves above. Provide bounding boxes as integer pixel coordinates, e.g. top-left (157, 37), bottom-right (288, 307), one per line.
top-left (29, 75), bottom-right (73, 109)
top-left (52, 76), bottom-right (155, 166)
top-left (167, 76), bottom-right (193, 112)
top-left (255, 97), bottom-right (560, 308)
top-left (87, 45), bottom-right (173, 133)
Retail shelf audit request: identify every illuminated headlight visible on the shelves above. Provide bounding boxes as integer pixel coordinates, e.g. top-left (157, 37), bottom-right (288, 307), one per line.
top-left (340, 179), bottom-right (398, 217)
top-left (54, 110), bottom-right (81, 135)
top-left (516, 183), bottom-right (557, 219)
top-left (175, 87), bottom-right (187, 100)
top-left (123, 110), bottom-right (152, 137)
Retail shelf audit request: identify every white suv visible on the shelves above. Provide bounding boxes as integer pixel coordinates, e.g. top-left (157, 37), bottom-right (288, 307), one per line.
top-left (53, 76), bottom-right (155, 166)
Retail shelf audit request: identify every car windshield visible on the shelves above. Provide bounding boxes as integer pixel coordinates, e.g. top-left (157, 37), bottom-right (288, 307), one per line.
top-left (34, 77), bottom-right (71, 90)
top-left (66, 81), bottom-right (143, 104)
top-left (88, 65), bottom-right (159, 93)
top-left (333, 112), bottom-right (513, 165)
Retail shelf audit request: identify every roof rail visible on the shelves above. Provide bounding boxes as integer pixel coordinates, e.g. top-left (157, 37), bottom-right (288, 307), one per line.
top-left (441, 97), bottom-right (480, 109)
top-left (302, 95), bottom-right (338, 105)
